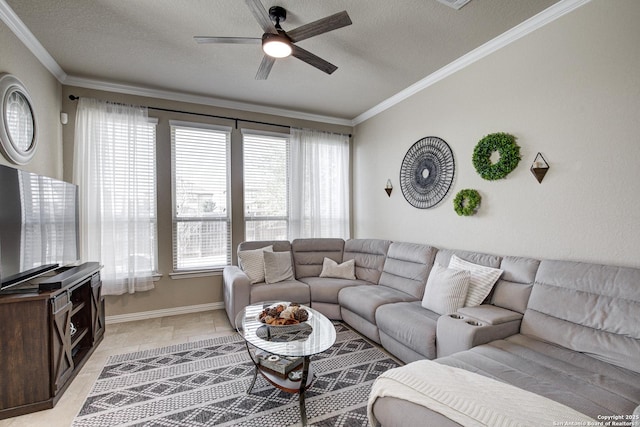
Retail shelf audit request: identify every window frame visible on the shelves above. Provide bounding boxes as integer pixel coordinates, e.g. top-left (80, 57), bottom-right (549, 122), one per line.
top-left (241, 128), bottom-right (291, 242)
top-left (170, 120), bottom-right (232, 273)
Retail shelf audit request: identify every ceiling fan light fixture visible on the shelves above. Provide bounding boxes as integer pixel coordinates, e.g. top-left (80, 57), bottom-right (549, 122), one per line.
top-left (262, 33), bottom-right (292, 58)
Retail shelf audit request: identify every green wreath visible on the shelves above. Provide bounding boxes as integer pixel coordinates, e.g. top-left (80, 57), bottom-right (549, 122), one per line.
top-left (453, 189), bottom-right (481, 216)
top-left (472, 132), bottom-right (521, 180)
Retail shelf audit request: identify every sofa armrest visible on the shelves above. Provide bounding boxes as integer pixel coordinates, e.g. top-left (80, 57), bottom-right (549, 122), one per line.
top-left (436, 306), bottom-right (522, 358)
top-left (456, 305), bottom-right (523, 325)
top-left (223, 265), bottom-right (251, 326)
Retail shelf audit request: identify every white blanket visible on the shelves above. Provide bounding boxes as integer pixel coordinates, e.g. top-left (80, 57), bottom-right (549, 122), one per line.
top-left (368, 360), bottom-right (595, 427)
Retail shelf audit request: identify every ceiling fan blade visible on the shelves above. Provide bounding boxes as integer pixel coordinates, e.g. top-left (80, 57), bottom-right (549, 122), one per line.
top-left (291, 45), bottom-right (338, 75)
top-left (287, 11), bottom-right (352, 43)
top-left (194, 36), bottom-right (261, 44)
top-left (255, 55), bottom-right (276, 80)
top-left (245, 0), bottom-right (277, 34)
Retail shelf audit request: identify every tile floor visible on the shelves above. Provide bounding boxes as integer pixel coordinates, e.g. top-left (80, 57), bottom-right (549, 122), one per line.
top-left (0, 309), bottom-right (235, 427)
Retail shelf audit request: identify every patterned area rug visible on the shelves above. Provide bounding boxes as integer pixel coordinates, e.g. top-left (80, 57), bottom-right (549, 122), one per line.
top-left (73, 322), bottom-right (400, 427)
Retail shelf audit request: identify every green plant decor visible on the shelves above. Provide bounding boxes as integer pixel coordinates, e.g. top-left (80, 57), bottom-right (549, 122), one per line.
top-left (453, 189), bottom-right (481, 216)
top-left (472, 132), bottom-right (521, 180)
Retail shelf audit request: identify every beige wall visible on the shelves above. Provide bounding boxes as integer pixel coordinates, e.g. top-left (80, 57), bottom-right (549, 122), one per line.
top-left (353, 0), bottom-right (640, 268)
top-left (61, 86), bottom-right (352, 317)
top-left (0, 21), bottom-right (62, 178)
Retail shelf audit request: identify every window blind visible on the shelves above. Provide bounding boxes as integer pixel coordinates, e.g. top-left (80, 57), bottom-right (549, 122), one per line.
top-left (171, 121), bottom-right (231, 270)
top-left (242, 130), bottom-right (289, 241)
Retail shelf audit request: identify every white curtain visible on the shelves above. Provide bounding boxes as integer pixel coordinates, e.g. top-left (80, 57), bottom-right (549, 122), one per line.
top-left (73, 97), bottom-right (155, 295)
top-left (289, 128), bottom-right (350, 239)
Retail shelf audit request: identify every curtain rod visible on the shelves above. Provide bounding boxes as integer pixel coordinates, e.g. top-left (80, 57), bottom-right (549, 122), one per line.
top-left (68, 95), bottom-right (351, 137)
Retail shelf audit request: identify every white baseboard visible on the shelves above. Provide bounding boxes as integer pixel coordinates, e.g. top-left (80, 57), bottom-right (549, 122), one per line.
top-left (105, 302), bottom-right (225, 324)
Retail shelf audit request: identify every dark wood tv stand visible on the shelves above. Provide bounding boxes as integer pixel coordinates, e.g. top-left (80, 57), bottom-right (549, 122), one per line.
top-left (0, 262), bottom-right (104, 420)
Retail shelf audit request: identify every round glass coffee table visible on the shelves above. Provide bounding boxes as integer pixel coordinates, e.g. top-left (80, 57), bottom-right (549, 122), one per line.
top-left (235, 301), bottom-right (336, 426)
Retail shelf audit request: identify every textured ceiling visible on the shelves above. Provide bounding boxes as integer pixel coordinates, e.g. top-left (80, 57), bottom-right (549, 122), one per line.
top-left (6, 0), bottom-right (559, 120)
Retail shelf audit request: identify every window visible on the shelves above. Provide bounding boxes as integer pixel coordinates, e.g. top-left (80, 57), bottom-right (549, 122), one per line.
top-left (171, 121), bottom-right (231, 270)
top-left (242, 130), bottom-right (289, 241)
top-left (242, 128), bottom-right (350, 242)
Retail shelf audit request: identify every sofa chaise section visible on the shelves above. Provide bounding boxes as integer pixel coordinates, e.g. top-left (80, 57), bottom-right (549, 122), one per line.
top-left (339, 241), bottom-right (435, 343)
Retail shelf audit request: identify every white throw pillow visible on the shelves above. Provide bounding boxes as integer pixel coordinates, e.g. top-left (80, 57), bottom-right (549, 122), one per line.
top-left (421, 263), bottom-right (471, 315)
top-left (319, 257), bottom-right (356, 280)
top-left (263, 251), bottom-right (295, 284)
top-left (237, 245), bottom-right (273, 284)
top-left (448, 254), bottom-right (503, 307)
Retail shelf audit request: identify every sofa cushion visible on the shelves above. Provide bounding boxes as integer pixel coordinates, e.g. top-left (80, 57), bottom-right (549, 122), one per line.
top-left (319, 257), bottom-right (355, 279)
top-left (238, 240), bottom-right (291, 253)
top-left (437, 334), bottom-right (640, 418)
top-left (237, 245), bottom-right (273, 284)
top-left (377, 301), bottom-right (440, 360)
top-left (421, 263), bottom-right (470, 315)
top-left (343, 239), bottom-right (391, 283)
top-left (435, 249), bottom-right (502, 269)
top-left (339, 285), bottom-right (416, 324)
top-left (500, 256), bottom-right (540, 283)
top-left (263, 251), bottom-right (295, 284)
top-left (449, 255), bottom-right (503, 307)
top-left (490, 279), bottom-right (533, 314)
top-left (291, 238), bottom-right (345, 278)
top-left (379, 242), bottom-right (436, 299)
top-left (299, 276), bottom-right (369, 304)
top-left (522, 259), bottom-right (640, 373)
top-left (249, 280), bottom-right (310, 305)
top-left (490, 256), bottom-right (540, 313)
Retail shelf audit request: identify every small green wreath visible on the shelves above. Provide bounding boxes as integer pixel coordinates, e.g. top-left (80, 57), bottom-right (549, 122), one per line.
top-left (472, 132), bottom-right (521, 180)
top-left (453, 189), bottom-right (481, 216)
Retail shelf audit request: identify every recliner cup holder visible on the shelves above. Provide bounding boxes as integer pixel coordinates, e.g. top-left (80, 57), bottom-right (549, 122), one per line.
top-left (466, 320), bottom-right (483, 326)
top-left (449, 314), bottom-right (464, 319)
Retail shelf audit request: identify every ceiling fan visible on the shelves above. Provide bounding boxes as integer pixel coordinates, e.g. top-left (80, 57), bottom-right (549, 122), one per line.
top-left (194, 0), bottom-right (352, 80)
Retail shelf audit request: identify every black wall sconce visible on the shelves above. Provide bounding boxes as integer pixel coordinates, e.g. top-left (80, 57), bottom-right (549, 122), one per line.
top-left (385, 179), bottom-right (393, 197)
top-left (530, 152), bottom-right (550, 183)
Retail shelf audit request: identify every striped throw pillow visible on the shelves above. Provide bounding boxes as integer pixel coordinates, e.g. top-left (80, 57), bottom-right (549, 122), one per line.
top-left (421, 263), bottom-right (471, 315)
top-left (449, 255), bottom-right (503, 307)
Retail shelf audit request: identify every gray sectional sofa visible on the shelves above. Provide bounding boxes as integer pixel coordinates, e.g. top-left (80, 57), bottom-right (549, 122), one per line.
top-left (222, 237), bottom-right (640, 425)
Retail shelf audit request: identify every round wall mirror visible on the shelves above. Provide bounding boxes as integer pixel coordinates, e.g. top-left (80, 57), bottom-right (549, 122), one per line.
top-left (0, 74), bottom-right (38, 164)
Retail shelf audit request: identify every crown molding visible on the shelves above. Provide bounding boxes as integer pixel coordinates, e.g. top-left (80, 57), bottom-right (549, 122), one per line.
top-left (2, 0), bottom-right (590, 128)
top-left (352, 0), bottom-right (592, 126)
top-left (63, 76), bottom-right (353, 127)
top-left (0, 0), bottom-right (351, 127)
top-left (0, 0), bottom-right (67, 81)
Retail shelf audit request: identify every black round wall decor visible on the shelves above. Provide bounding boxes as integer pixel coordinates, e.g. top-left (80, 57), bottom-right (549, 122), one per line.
top-left (400, 136), bottom-right (455, 209)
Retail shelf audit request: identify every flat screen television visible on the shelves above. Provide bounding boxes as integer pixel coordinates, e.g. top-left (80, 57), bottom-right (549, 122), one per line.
top-left (0, 164), bottom-right (80, 290)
